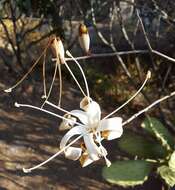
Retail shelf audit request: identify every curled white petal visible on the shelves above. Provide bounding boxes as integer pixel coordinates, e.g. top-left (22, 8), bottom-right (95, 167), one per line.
top-left (70, 110), bottom-right (88, 125)
top-left (80, 97), bottom-right (92, 111)
top-left (86, 101), bottom-right (101, 128)
top-left (59, 114), bottom-right (77, 131)
top-left (98, 117), bottom-right (123, 140)
top-left (64, 147), bottom-right (82, 160)
top-left (80, 97), bottom-right (101, 128)
top-left (59, 120), bottom-right (72, 131)
top-left (80, 154), bottom-right (96, 167)
top-left (60, 126), bottom-right (86, 149)
top-left (83, 134), bottom-right (100, 161)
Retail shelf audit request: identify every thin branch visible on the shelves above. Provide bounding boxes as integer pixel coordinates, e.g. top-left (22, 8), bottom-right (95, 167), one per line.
top-left (90, 1), bottom-right (150, 103)
top-left (0, 18), bottom-right (25, 71)
top-left (123, 91), bottom-right (175, 126)
top-left (117, 3), bottom-right (142, 80)
top-left (136, 9), bottom-right (158, 71)
top-left (162, 64), bottom-right (172, 89)
top-left (9, 1), bottom-right (24, 70)
top-left (22, 17), bottom-right (45, 38)
top-left (52, 50), bottom-right (175, 64)
top-left (152, 50), bottom-right (175, 63)
top-left (60, 50), bottom-right (149, 61)
top-left (136, 8), bottom-right (171, 125)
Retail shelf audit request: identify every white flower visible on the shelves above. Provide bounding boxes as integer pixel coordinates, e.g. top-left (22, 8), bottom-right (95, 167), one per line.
top-left (16, 69), bottom-right (150, 173)
top-left (59, 97), bottom-right (123, 167)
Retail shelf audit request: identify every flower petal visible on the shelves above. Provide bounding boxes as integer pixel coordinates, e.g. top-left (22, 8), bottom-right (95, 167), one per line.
top-left (64, 147), bottom-right (82, 160)
top-left (59, 121), bottom-right (72, 131)
top-left (79, 34), bottom-right (90, 54)
top-left (83, 134), bottom-right (100, 160)
top-left (80, 97), bottom-right (92, 111)
top-left (60, 126), bottom-right (86, 149)
top-left (98, 117), bottom-right (123, 140)
top-left (80, 152), bottom-right (97, 167)
top-left (80, 97), bottom-right (101, 128)
top-left (59, 114), bottom-right (77, 131)
top-left (70, 110), bottom-right (88, 125)
top-left (86, 101), bottom-right (101, 128)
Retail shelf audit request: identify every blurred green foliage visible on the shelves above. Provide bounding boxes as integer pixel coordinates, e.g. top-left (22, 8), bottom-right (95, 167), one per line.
top-left (103, 117), bottom-right (175, 188)
top-left (103, 160), bottom-right (153, 187)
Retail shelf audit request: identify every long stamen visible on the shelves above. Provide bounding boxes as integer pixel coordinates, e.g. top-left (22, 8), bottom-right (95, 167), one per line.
top-left (64, 61), bottom-right (87, 97)
top-left (14, 102), bottom-right (84, 127)
top-left (66, 50), bottom-right (90, 98)
top-left (42, 50), bottom-right (47, 99)
top-left (95, 132), bottom-right (111, 167)
top-left (100, 146), bottom-right (111, 167)
top-left (23, 134), bottom-right (84, 173)
top-left (58, 63), bottom-right (62, 107)
top-left (41, 62), bottom-right (58, 108)
top-left (102, 71), bottom-right (151, 120)
top-left (45, 100), bottom-right (83, 119)
top-left (4, 46), bottom-right (49, 93)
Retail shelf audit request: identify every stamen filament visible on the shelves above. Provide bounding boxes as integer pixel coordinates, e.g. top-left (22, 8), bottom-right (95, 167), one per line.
top-left (95, 132), bottom-right (111, 167)
top-left (45, 100), bottom-right (83, 119)
top-left (66, 50), bottom-right (90, 98)
top-left (64, 62), bottom-right (87, 97)
top-left (41, 62), bottom-right (58, 108)
top-left (4, 46), bottom-right (48, 93)
top-left (58, 62), bottom-right (62, 107)
top-left (14, 102), bottom-right (85, 127)
top-left (23, 134), bottom-right (83, 173)
top-left (42, 49), bottom-right (47, 98)
top-left (102, 71), bottom-right (151, 120)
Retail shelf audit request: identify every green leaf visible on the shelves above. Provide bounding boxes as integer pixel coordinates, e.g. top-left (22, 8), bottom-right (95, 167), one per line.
top-left (103, 160), bottom-right (153, 187)
top-left (157, 165), bottom-right (175, 187)
top-left (141, 117), bottom-right (174, 150)
top-left (118, 130), bottom-right (167, 158)
top-left (168, 151), bottom-right (175, 172)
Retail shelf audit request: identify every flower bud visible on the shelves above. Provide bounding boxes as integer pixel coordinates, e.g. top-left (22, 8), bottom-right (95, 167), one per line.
top-left (50, 36), bottom-right (65, 64)
top-left (78, 24), bottom-right (90, 55)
